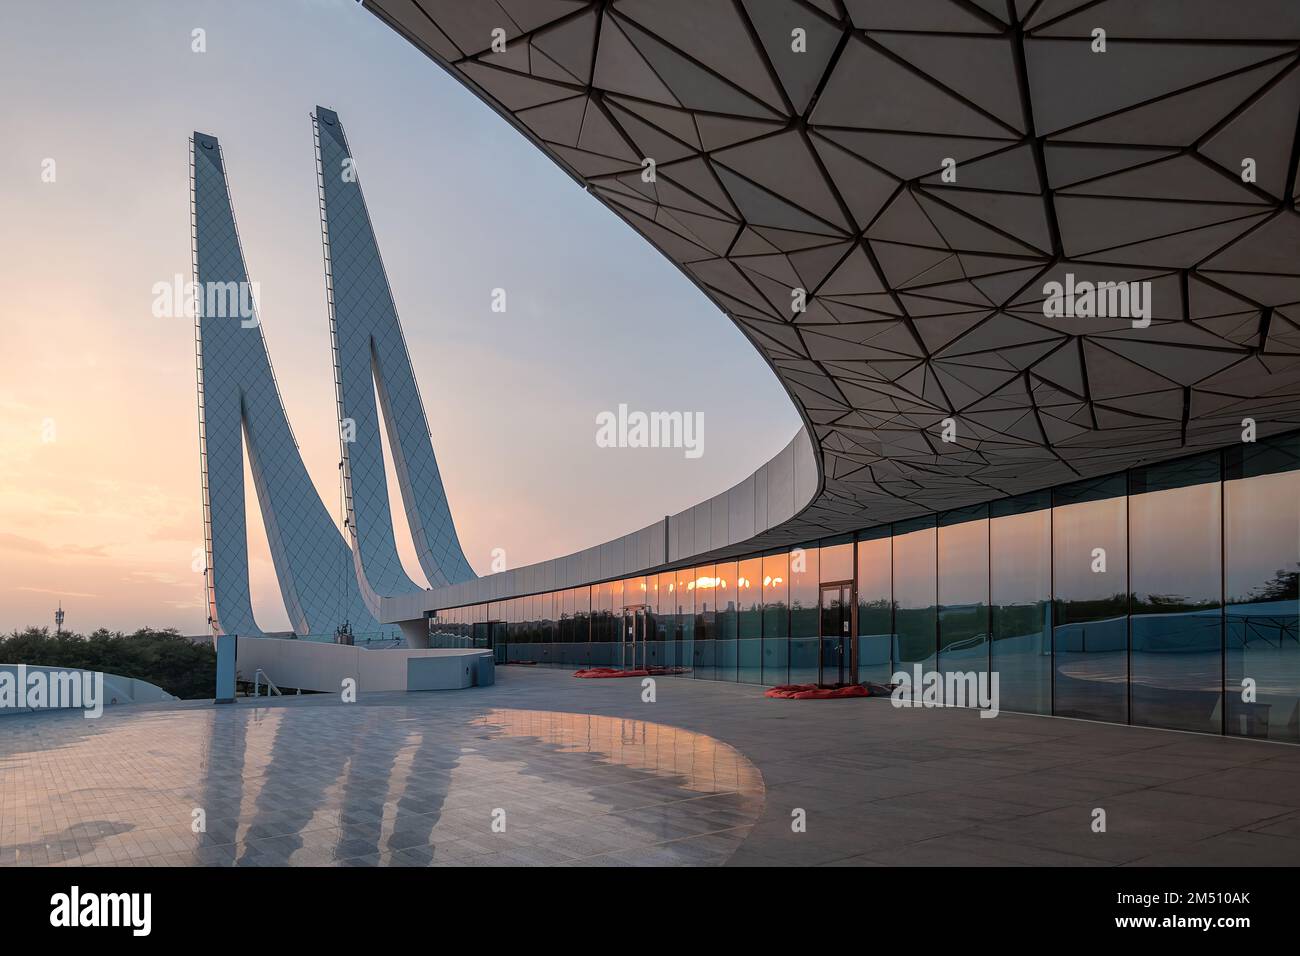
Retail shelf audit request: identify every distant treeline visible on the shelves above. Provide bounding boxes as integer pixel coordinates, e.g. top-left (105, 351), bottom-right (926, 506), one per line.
top-left (0, 628), bottom-right (215, 700)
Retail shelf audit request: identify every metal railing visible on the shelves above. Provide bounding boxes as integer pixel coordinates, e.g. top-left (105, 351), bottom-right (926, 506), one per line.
top-left (251, 668), bottom-right (282, 698)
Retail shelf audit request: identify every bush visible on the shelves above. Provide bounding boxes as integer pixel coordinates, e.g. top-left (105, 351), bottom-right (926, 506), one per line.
top-left (0, 627), bottom-right (216, 700)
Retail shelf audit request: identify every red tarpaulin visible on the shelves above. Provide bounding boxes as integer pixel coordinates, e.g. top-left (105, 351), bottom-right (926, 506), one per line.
top-left (764, 683), bottom-right (871, 700)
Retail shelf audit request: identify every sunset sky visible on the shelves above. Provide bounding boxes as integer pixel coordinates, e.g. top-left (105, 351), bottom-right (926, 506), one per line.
top-left (0, 0), bottom-right (800, 635)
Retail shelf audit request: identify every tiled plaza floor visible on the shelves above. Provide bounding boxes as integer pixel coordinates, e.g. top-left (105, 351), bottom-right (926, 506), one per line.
top-left (3, 665), bottom-right (1300, 866)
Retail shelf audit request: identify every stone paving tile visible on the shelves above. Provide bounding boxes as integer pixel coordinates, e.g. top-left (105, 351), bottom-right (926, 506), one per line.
top-left (4, 666), bottom-right (1300, 866)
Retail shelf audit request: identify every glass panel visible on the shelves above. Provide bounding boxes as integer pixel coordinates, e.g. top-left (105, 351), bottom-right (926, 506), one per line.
top-left (789, 545), bottom-right (820, 684)
top-left (1225, 436), bottom-right (1300, 742)
top-left (610, 579), bottom-right (624, 629)
top-left (716, 560), bottom-right (739, 682)
top-left (857, 529), bottom-right (892, 685)
top-left (990, 492), bottom-right (1051, 715)
top-left (1129, 455), bottom-right (1222, 734)
top-left (558, 588), bottom-right (573, 660)
top-left (652, 573), bottom-right (673, 669)
top-left (646, 574), bottom-right (660, 667)
top-left (892, 516), bottom-right (937, 675)
top-left (539, 591), bottom-right (554, 664)
top-left (938, 506), bottom-right (989, 702)
top-left (762, 552), bottom-right (789, 685)
top-left (591, 582), bottom-right (610, 666)
top-left (738, 557), bottom-right (763, 684)
top-left (528, 594), bottom-right (541, 653)
top-left (515, 596), bottom-right (531, 662)
top-left (693, 565), bottom-right (716, 678)
top-left (676, 567), bottom-right (694, 674)
top-left (574, 586), bottom-right (590, 667)
top-left (623, 575), bottom-right (648, 608)
top-left (820, 538), bottom-right (854, 583)
top-left (1053, 475), bottom-right (1128, 723)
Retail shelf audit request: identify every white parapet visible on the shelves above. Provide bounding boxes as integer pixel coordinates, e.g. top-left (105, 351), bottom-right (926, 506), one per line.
top-left (234, 637), bottom-right (493, 694)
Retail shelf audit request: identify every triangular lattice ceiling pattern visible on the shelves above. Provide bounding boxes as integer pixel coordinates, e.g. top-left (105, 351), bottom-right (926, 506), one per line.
top-left (367, 0), bottom-right (1300, 538)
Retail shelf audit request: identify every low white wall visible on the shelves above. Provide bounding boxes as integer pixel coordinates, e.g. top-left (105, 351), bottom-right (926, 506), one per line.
top-left (235, 637), bottom-right (490, 694)
top-left (0, 664), bottom-right (176, 717)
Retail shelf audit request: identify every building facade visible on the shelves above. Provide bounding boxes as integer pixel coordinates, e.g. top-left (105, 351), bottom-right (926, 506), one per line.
top-left (193, 2), bottom-right (1300, 743)
top-left (433, 431), bottom-right (1300, 743)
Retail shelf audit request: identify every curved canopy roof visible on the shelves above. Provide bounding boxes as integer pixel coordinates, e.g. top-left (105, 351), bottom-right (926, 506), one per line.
top-left (366, 0), bottom-right (1300, 539)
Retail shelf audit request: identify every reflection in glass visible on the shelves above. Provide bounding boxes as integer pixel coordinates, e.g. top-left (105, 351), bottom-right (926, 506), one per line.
top-left (1053, 475), bottom-right (1128, 723)
top-left (818, 536), bottom-right (854, 685)
top-left (575, 587), bottom-right (590, 666)
top-left (990, 493), bottom-right (1051, 714)
top-left (857, 529), bottom-right (892, 684)
top-left (539, 591), bottom-right (554, 664)
top-left (557, 589), bottom-right (570, 647)
top-left (1225, 436), bottom-right (1300, 742)
top-left (1129, 455), bottom-right (1222, 733)
top-left (715, 561), bottom-right (738, 682)
top-left (652, 572), bottom-right (673, 668)
top-left (789, 545), bottom-right (820, 684)
top-left (621, 576), bottom-right (646, 670)
top-left (402, 435), bottom-right (1300, 740)
top-left (892, 517), bottom-right (937, 673)
top-left (762, 552), bottom-right (789, 685)
top-left (938, 506), bottom-right (989, 695)
top-left (676, 567), bottom-right (694, 673)
top-left (738, 557), bottom-right (763, 684)
top-left (693, 565), bottom-right (716, 679)
top-left (609, 579), bottom-right (625, 667)
top-left (591, 582), bottom-right (611, 666)
top-left (820, 539), bottom-right (854, 584)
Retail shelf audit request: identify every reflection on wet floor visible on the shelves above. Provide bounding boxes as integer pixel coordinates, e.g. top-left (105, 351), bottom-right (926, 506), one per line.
top-left (0, 703), bottom-right (764, 867)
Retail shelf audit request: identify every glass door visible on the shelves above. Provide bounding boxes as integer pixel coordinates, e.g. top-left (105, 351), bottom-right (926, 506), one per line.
top-left (621, 605), bottom-right (648, 670)
top-left (820, 583), bottom-right (854, 685)
top-left (487, 620), bottom-right (508, 663)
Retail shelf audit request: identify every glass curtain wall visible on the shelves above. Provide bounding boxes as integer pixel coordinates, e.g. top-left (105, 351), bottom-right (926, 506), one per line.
top-left (431, 432), bottom-right (1300, 739)
top-left (538, 591), bottom-right (554, 665)
top-left (574, 586), bottom-right (590, 665)
top-left (645, 574), bottom-right (659, 667)
top-left (693, 565), bottom-right (716, 678)
top-left (1053, 475), bottom-right (1128, 723)
top-left (938, 505), bottom-right (990, 696)
top-left (789, 545), bottom-right (820, 684)
top-left (716, 561), bottom-right (739, 682)
top-left (591, 582), bottom-right (610, 666)
top-left (675, 567), bottom-right (694, 673)
top-left (1128, 454), bottom-right (1222, 734)
top-left (856, 529), bottom-right (892, 685)
top-left (1225, 436), bottom-right (1300, 742)
top-left (990, 491), bottom-right (1051, 714)
top-left (893, 516), bottom-right (937, 676)
top-left (738, 557), bottom-right (763, 683)
top-left (762, 551), bottom-right (789, 685)
top-left (623, 575), bottom-right (647, 669)
top-left (652, 572), bottom-right (673, 668)
top-left (820, 538), bottom-right (854, 684)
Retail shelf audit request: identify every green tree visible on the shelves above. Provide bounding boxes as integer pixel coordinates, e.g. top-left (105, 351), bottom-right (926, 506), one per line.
top-left (0, 627), bottom-right (216, 700)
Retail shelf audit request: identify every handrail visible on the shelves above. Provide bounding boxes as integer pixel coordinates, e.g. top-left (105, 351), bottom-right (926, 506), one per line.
top-left (252, 668), bottom-right (282, 698)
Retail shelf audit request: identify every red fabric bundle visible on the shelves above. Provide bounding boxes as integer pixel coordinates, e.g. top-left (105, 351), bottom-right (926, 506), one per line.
top-left (764, 683), bottom-right (870, 699)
